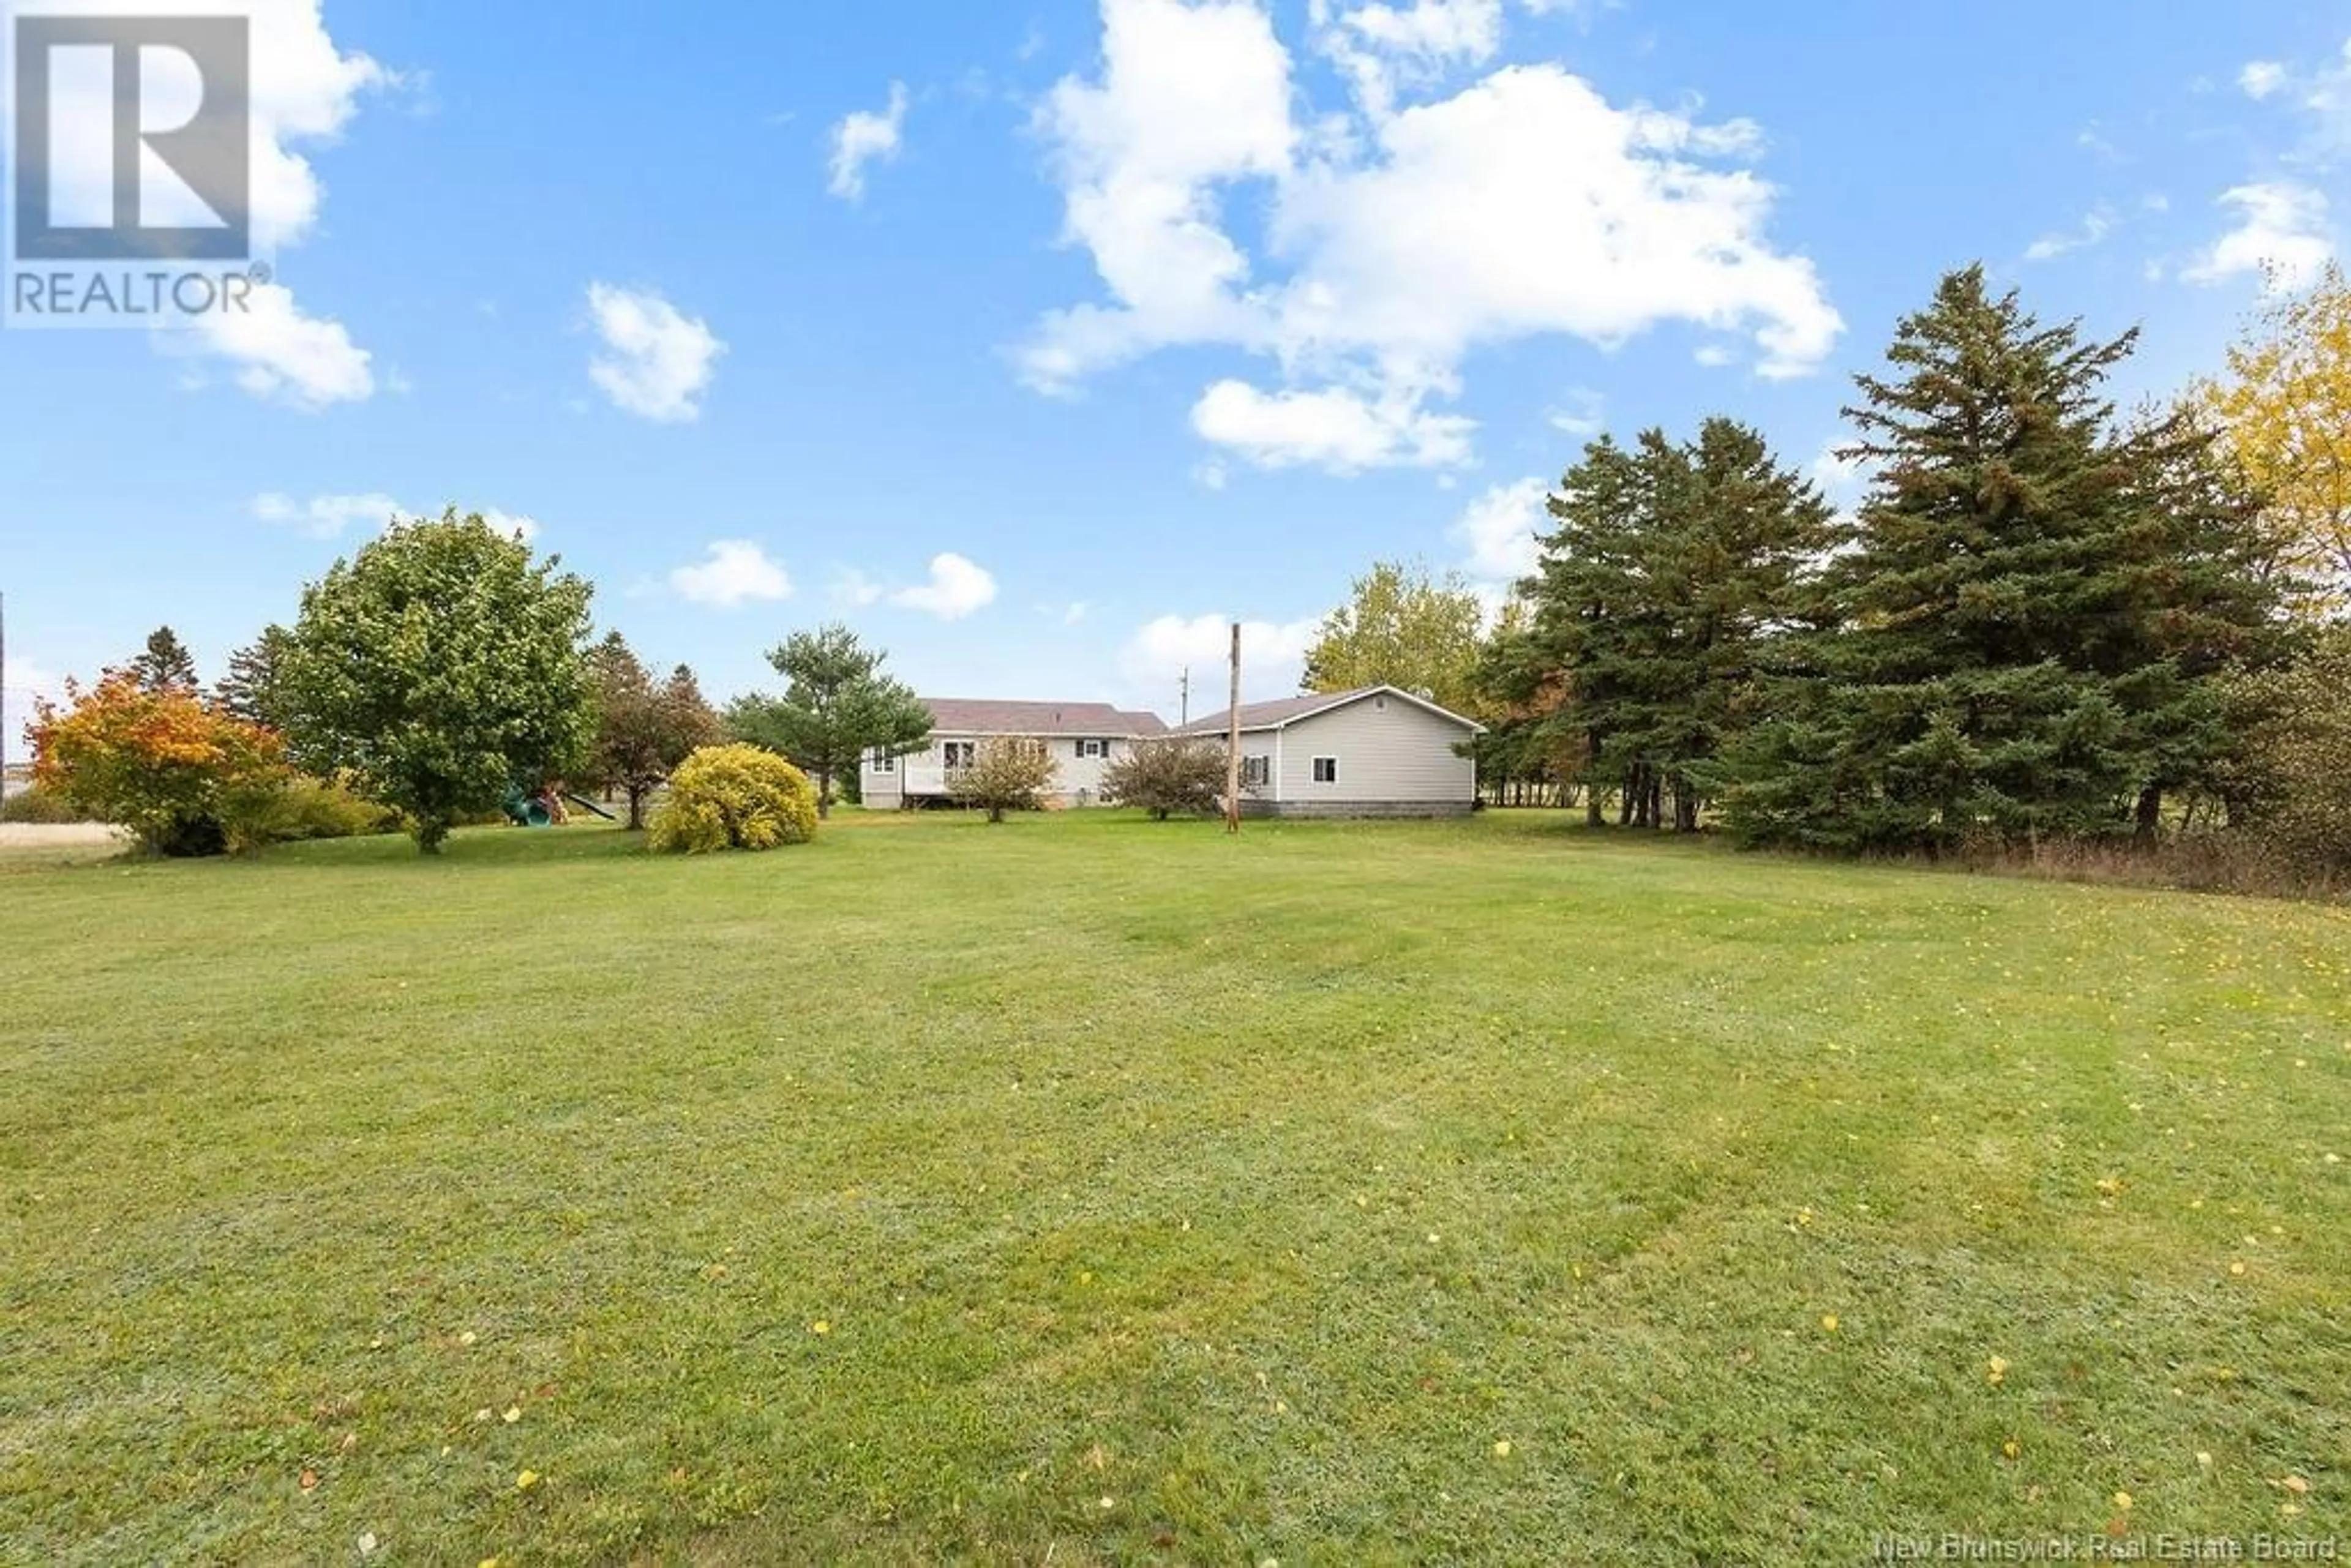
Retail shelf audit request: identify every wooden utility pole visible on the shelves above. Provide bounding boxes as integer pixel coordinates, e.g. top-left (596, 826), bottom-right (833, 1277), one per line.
top-left (1224, 622), bottom-right (1242, 833)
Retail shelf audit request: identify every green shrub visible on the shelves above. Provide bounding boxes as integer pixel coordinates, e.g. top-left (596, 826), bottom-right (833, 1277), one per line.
top-left (647, 743), bottom-right (819, 853)
top-left (2226, 628), bottom-right (2351, 881)
top-left (0, 786), bottom-right (91, 824)
top-left (1100, 738), bottom-right (1228, 820)
top-left (261, 777), bottom-right (403, 842)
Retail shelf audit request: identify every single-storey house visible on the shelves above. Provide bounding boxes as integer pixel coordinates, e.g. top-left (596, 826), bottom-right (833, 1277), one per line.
top-left (1176, 684), bottom-right (1484, 817)
top-left (863, 698), bottom-right (1169, 808)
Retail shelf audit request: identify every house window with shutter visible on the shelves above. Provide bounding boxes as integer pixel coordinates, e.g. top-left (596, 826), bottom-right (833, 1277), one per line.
top-left (1241, 754), bottom-right (1271, 787)
top-left (870, 749), bottom-right (894, 773)
top-left (1077, 738), bottom-right (1110, 759)
top-left (1312, 756), bottom-right (1338, 784)
top-left (943, 741), bottom-right (977, 768)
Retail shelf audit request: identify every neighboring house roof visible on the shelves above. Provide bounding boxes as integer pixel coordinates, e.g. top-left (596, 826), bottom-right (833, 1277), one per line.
top-left (1175, 683), bottom-right (1485, 736)
top-left (920, 698), bottom-right (1169, 737)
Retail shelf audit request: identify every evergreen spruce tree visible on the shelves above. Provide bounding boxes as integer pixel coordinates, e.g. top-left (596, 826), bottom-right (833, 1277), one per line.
top-left (1517, 434), bottom-right (1655, 822)
top-left (1722, 266), bottom-right (2281, 852)
top-left (1505, 422), bottom-right (1834, 830)
top-left (1640, 419), bottom-right (1837, 830)
top-left (214, 626), bottom-right (293, 727)
top-left (129, 626), bottom-right (199, 693)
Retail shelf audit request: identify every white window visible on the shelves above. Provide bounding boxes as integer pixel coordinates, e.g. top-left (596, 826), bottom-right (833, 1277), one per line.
top-left (943, 741), bottom-right (977, 768)
top-left (870, 749), bottom-right (895, 773)
top-left (1241, 754), bottom-right (1271, 787)
top-left (1077, 738), bottom-right (1110, 759)
top-left (1312, 756), bottom-right (1338, 784)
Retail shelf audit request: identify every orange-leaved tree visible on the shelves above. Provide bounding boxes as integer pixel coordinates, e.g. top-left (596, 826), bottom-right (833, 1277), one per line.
top-left (30, 672), bottom-right (289, 855)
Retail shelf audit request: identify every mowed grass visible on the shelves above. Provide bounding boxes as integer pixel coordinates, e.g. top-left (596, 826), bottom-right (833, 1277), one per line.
top-left (1, 812), bottom-right (2345, 1565)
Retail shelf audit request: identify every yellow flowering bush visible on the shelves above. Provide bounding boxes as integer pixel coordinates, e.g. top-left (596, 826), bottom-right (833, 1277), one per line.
top-left (647, 743), bottom-right (819, 853)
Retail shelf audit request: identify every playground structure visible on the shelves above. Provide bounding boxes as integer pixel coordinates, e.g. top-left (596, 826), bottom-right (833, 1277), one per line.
top-left (502, 783), bottom-right (617, 828)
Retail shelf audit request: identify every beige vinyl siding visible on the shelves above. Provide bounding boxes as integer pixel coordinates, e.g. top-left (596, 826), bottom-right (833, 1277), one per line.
top-left (1048, 735), bottom-right (1123, 801)
top-left (866, 733), bottom-right (1132, 803)
top-left (1273, 694), bottom-right (1475, 804)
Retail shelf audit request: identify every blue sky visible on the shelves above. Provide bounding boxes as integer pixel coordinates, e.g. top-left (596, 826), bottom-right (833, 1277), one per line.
top-left (4, 0), bottom-right (2349, 740)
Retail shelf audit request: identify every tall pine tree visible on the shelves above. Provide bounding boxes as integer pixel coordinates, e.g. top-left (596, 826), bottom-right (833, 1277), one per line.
top-left (1723, 266), bottom-right (2280, 851)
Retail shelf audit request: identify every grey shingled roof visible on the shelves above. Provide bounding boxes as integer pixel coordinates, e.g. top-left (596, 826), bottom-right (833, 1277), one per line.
top-left (921, 699), bottom-right (1168, 737)
top-left (1175, 684), bottom-right (1483, 735)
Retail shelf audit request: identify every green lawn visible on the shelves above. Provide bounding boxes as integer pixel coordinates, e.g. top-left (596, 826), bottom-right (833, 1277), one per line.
top-left (1, 812), bottom-right (2344, 1564)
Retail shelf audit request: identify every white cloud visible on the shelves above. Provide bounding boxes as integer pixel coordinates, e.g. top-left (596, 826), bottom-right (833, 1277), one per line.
top-left (2182, 182), bottom-right (2334, 291)
top-left (183, 281), bottom-right (375, 407)
top-left (585, 283), bottom-right (726, 422)
top-left (1191, 377), bottom-right (1474, 470)
top-left (889, 552), bottom-right (999, 619)
top-left (1118, 610), bottom-right (1322, 702)
top-left (36, 0), bottom-right (397, 248)
top-left (669, 541), bottom-right (793, 607)
top-left (1809, 441), bottom-right (1871, 507)
top-left (51, 1), bottom-right (400, 404)
top-left (2024, 206), bottom-right (2115, 261)
top-left (1269, 68), bottom-right (1841, 378)
top-left (1450, 476), bottom-right (1549, 585)
top-left (1313, 0), bottom-right (1505, 118)
top-left (828, 81), bottom-right (910, 200)
top-left (253, 492), bottom-right (541, 541)
top-left (253, 489), bottom-right (402, 536)
top-left (2309, 40), bottom-right (2351, 161)
top-left (1546, 386), bottom-right (1605, 436)
top-left (1517, 0), bottom-right (1619, 17)
top-left (1022, 0), bottom-right (1297, 391)
top-left (2233, 38), bottom-right (2351, 166)
top-left (830, 568), bottom-right (888, 607)
top-left (1024, 4), bottom-right (1839, 471)
top-left (1, 656), bottom-right (70, 724)
top-left (1692, 343), bottom-right (1735, 367)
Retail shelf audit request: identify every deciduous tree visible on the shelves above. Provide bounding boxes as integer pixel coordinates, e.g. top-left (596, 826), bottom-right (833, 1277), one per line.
top-left (951, 736), bottom-right (1057, 822)
top-left (278, 509), bottom-right (597, 853)
top-left (29, 672), bottom-right (287, 855)
top-left (586, 632), bottom-right (719, 829)
top-left (2221, 626), bottom-right (2351, 874)
top-left (1100, 737), bottom-right (1226, 819)
top-left (1301, 560), bottom-right (1485, 714)
top-left (2194, 261), bottom-right (2351, 611)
